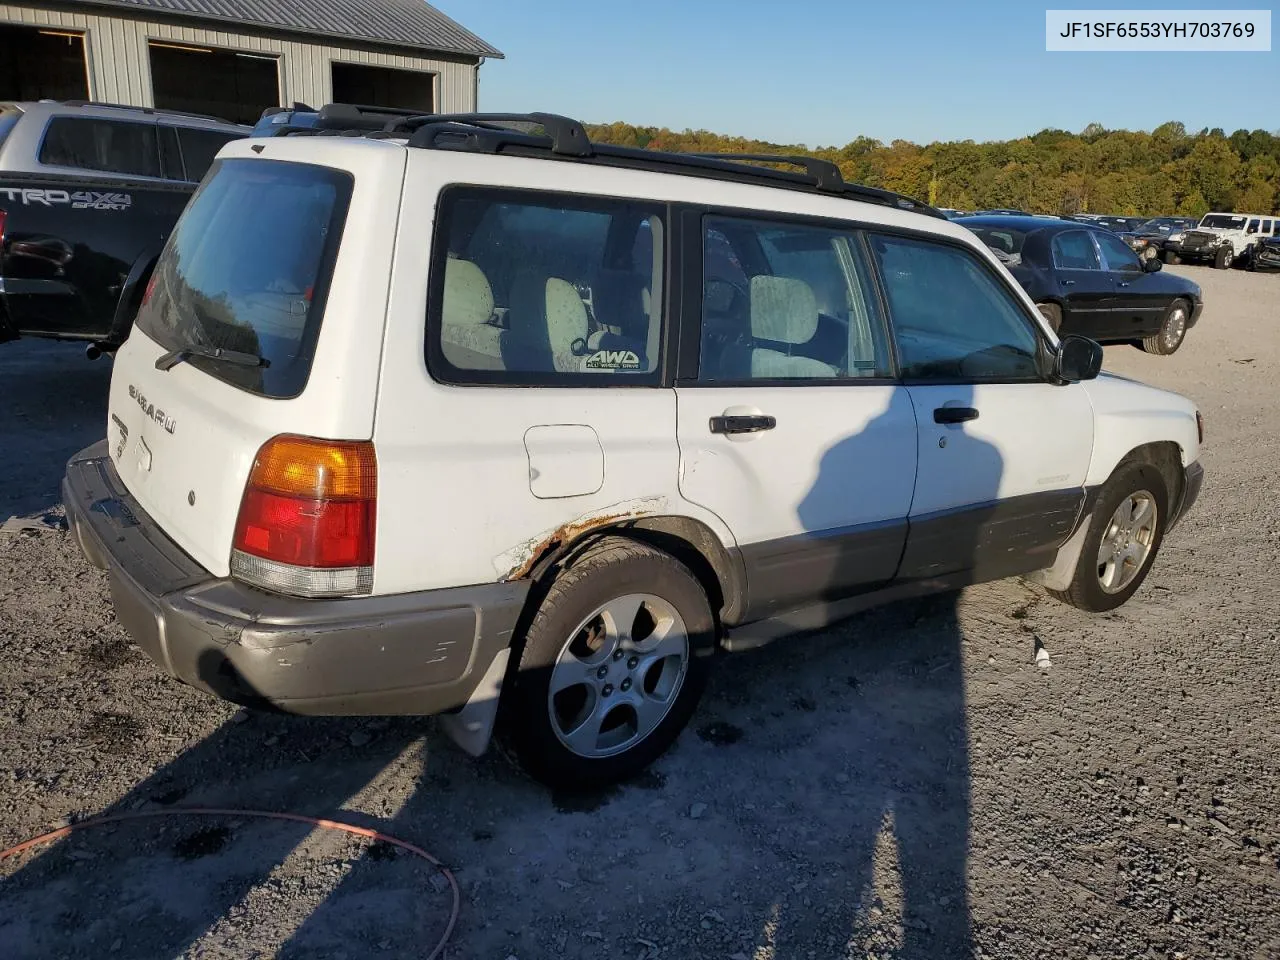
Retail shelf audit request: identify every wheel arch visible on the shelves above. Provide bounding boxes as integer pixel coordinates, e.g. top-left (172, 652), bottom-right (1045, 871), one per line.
top-left (106, 246), bottom-right (163, 345)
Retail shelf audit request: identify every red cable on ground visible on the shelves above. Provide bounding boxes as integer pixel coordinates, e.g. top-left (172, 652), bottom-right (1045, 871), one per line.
top-left (0, 807), bottom-right (459, 960)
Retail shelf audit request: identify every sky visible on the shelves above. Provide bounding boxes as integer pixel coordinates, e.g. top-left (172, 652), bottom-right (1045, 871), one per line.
top-left (438, 0), bottom-right (1277, 147)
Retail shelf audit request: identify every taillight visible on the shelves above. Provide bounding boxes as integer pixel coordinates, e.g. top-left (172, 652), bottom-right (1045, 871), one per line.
top-left (0, 208), bottom-right (8, 249)
top-left (140, 271), bottom-right (158, 308)
top-left (230, 435), bottom-right (376, 598)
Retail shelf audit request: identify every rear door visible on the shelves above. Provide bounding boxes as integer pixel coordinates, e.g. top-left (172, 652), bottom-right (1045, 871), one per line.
top-left (865, 231), bottom-right (1093, 581)
top-left (674, 211), bottom-right (917, 622)
top-left (108, 140), bottom-right (405, 576)
top-left (1047, 229), bottom-right (1112, 336)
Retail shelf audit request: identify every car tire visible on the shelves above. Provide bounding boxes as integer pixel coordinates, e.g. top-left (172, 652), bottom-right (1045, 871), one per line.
top-left (1141, 299), bottom-right (1191, 355)
top-left (1036, 301), bottom-right (1063, 333)
top-left (1049, 463), bottom-right (1169, 613)
top-left (1162, 250), bottom-right (1180, 265)
top-left (502, 536), bottom-right (715, 790)
top-left (1140, 245), bottom-right (1157, 261)
top-left (1214, 246), bottom-right (1234, 269)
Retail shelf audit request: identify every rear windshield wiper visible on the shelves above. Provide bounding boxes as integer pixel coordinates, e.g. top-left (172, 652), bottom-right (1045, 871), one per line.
top-left (155, 345), bottom-right (270, 372)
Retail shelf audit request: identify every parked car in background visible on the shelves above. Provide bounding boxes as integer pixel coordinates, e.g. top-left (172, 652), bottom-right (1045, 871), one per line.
top-left (963, 215), bottom-right (1203, 355)
top-left (252, 102), bottom-right (429, 137)
top-left (1245, 234), bottom-right (1280, 271)
top-left (0, 100), bottom-right (248, 355)
top-left (63, 109), bottom-right (1204, 789)
top-left (1120, 217), bottom-right (1199, 261)
top-left (1166, 212), bottom-right (1279, 269)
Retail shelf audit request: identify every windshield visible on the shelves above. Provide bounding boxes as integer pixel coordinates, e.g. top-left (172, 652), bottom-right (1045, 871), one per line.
top-left (1200, 214), bottom-right (1246, 230)
top-left (1135, 218), bottom-right (1188, 233)
top-left (134, 158), bottom-right (352, 398)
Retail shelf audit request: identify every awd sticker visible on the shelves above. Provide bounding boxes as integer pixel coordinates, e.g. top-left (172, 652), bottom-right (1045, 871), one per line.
top-left (584, 349), bottom-right (641, 371)
top-left (0, 187), bottom-right (132, 211)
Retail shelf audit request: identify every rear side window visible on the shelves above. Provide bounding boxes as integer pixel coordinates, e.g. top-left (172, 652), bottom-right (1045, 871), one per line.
top-left (428, 187), bottom-right (666, 385)
top-left (134, 158), bottom-right (352, 398)
top-left (174, 126), bottom-right (243, 181)
top-left (39, 117), bottom-right (161, 178)
top-left (1052, 231), bottom-right (1101, 270)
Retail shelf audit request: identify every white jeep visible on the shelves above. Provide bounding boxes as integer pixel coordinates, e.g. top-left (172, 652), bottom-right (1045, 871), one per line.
top-left (63, 110), bottom-right (1206, 789)
top-left (1169, 212), bottom-right (1278, 268)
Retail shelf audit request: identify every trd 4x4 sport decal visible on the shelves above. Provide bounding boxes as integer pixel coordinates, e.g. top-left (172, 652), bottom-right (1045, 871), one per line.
top-left (0, 187), bottom-right (132, 211)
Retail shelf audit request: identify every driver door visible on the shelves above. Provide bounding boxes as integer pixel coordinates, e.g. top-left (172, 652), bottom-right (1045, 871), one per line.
top-left (866, 232), bottom-right (1094, 581)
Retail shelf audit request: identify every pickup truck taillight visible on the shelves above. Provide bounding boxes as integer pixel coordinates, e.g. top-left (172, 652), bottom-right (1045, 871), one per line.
top-left (231, 436), bottom-right (376, 598)
top-left (0, 208), bottom-right (7, 249)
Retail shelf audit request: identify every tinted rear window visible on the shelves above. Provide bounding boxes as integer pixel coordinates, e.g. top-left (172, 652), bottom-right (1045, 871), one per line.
top-left (0, 108), bottom-right (20, 152)
top-left (173, 126), bottom-right (243, 181)
top-left (39, 117), bottom-right (161, 177)
top-left (134, 158), bottom-right (352, 398)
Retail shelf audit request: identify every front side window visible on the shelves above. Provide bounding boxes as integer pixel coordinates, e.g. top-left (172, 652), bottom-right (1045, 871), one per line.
top-left (869, 233), bottom-right (1041, 383)
top-left (1052, 231), bottom-right (1102, 270)
top-left (39, 117), bottom-right (161, 178)
top-left (698, 216), bottom-right (893, 382)
top-left (134, 158), bottom-right (351, 398)
top-left (1095, 230), bottom-right (1142, 272)
top-left (429, 188), bottom-right (665, 384)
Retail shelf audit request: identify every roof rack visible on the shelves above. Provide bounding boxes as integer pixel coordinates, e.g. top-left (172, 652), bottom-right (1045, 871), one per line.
top-left (58, 99), bottom-right (237, 126)
top-left (274, 107), bottom-right (943, 218)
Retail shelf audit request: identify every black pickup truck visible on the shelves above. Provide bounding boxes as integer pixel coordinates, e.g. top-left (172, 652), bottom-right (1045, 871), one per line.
top-left (0, 100), bottom-right (247, 356)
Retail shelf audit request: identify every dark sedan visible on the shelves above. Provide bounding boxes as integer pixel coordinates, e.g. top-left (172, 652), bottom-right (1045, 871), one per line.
top-left (1247, 235), bottom-right (1280, 272)
top-left (962, 216), bottom-right (1204, 356)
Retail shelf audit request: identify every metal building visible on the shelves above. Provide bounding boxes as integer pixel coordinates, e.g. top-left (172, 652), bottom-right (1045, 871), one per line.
top-left (0, 0), bottom-right (502, 124)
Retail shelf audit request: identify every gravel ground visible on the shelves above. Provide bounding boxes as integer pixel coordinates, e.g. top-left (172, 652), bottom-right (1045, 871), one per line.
top-left (1, 265), bottom-right (1278, 959)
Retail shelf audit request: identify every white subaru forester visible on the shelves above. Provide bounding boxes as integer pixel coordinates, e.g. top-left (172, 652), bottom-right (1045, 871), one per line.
top-left (64, 109), bottom-right (1205, 789)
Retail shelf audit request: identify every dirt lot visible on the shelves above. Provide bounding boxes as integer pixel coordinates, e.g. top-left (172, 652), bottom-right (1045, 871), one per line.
top-left (1, 265), bottom-right (1278, 960)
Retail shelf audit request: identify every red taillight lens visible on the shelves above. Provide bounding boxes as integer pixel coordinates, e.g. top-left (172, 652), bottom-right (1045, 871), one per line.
top-left (140, 271), bottom-right (158, 308)
top-left (231, 436), bottom-right (377, 597)
top-left (0, 208), bottom-right (8, 249)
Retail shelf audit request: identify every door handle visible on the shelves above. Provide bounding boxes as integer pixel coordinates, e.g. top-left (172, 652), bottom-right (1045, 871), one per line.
top-left (1119, 281), bottom-right (1132, 287)
top-left (710, 414), bottom-right (776, 435)
top-left (1062, 279), bottom-right (1076, 286)
top-left (934, 406), bottom-right (979, 424)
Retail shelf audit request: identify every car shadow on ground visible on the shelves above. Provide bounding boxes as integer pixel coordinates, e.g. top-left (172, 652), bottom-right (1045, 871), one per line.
top-left (0, 340), bottom-right (112, 519)
top-left (0, 369), bottom-right (994, 958)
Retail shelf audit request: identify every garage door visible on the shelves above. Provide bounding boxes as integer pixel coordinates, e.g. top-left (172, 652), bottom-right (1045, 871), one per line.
top-left (0, 24), bottom-right (89, 101)
top-left (149, 41), bottom-right (278, 125)
top-left (332, 62), bottom-right (434, 112)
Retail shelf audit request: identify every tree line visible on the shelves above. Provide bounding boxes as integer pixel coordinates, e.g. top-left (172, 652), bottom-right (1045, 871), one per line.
top-left (584, 121), bottom-right (1280, 216)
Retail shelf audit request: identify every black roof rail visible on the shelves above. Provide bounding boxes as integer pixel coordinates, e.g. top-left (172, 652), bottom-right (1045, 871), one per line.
top-left (275, 104), bottom-right (942, 218)
top-left (58, 99), bottom-right (237, 126)
top-left (400, 112), bottom-right (591, 156)
top-left (688, 153), bottom-right (845, 193)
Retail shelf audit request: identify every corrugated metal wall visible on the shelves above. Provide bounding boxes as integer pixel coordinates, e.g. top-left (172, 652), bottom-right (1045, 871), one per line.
top-left (0, 3), bottom-right (478, 111)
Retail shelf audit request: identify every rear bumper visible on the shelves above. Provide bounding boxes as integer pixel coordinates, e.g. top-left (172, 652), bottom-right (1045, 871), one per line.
top-left (63, 441), bottom-right (528, 717)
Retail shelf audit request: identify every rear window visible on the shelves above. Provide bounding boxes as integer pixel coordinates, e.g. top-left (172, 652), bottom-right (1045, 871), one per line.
top-left (0, 108), bottom-right (20, 152)
top-left (39, 117), bottom-right (161, 178)
top-left (134, 158), bottom-right (352, 398)
top-left (173, 126), bottom-right (243, 181)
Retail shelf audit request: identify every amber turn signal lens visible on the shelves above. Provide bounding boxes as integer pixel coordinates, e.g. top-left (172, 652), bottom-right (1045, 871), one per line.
top-left (247, 436), bottom-right (377, 501)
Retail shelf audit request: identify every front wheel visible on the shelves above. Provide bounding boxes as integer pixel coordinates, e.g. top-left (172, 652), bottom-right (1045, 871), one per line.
top-left (1140, 245), bottom-right (1158, 261)
top-left (1036, 301), bottom-right (1063, 333)
top-left (1049, 463), bottom-right (1169, 613)
top-left (502, 537), bottom-right (715, 790)
top-left (1214, 246), bottom-right (1234, 269)
top-left (1142, 299), bottom-right (1190, 355)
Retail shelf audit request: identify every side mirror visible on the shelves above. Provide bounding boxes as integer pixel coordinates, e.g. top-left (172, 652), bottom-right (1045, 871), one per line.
top-left (1143, 257), bottom-right (1162, 273)
top-left (1056, 335), bottom-right (1103, 383)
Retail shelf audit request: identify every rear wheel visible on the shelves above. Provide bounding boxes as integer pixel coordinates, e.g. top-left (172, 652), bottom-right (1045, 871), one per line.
top-left (502, 537), bottom-right (715, 790)
top-left (1142, 299), bottom-right (1190, 355)
top-left (1214, 246), bottom-right (1234, 269)
top-left (1049, 463), bottom-right (1169, 613)
top-left (1036, 301), bottom-right (1063, 333)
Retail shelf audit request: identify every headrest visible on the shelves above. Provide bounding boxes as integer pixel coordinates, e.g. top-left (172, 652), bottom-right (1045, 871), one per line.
top-left (442, 259), bottom-right (494, 326)
top-left (750, 275), bottom-right (819, 345)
